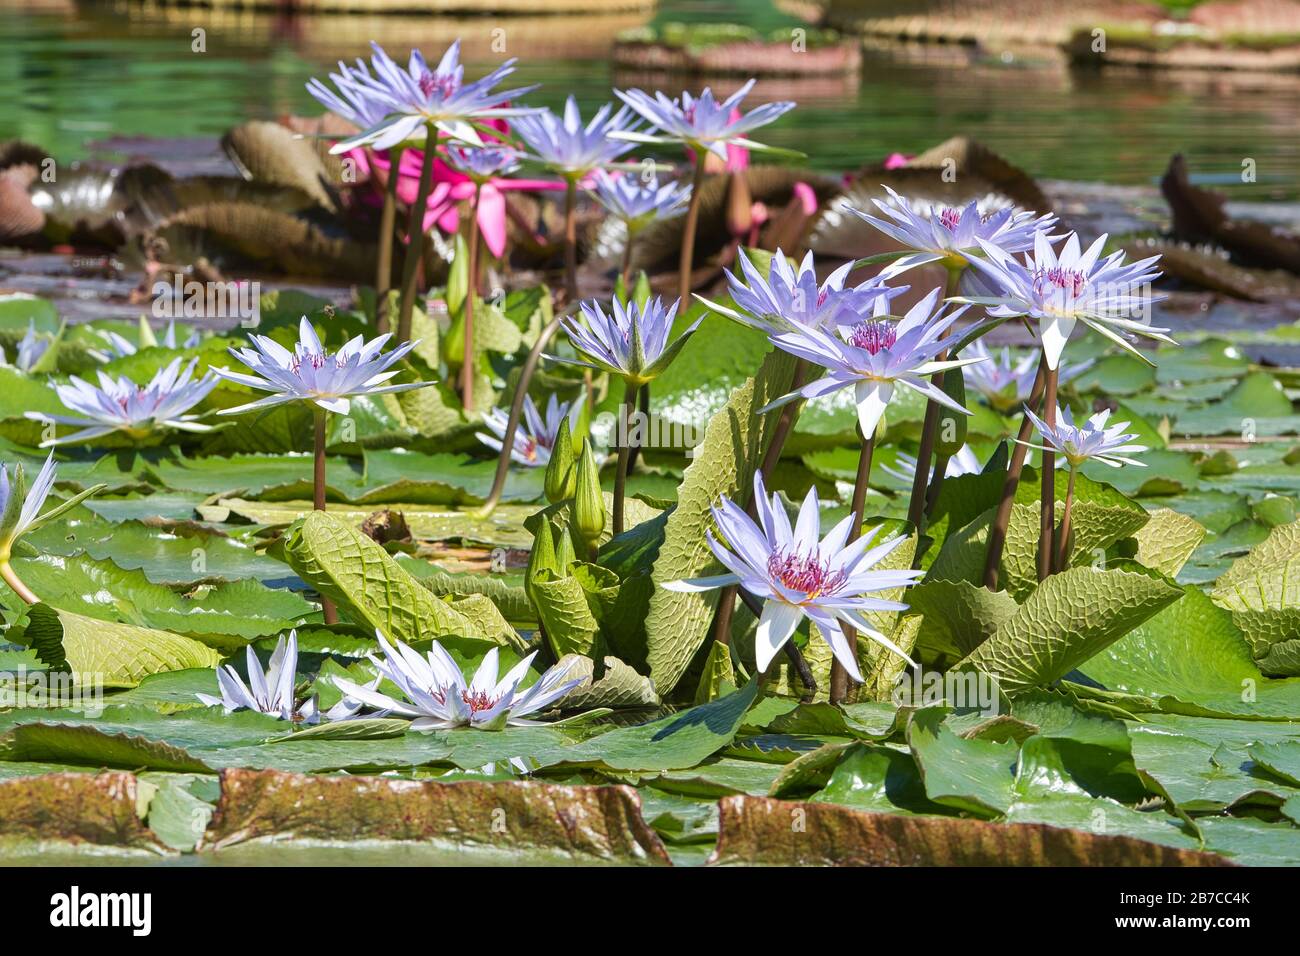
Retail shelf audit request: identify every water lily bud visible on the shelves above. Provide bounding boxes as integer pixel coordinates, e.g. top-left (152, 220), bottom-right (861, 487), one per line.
top-left (572, 438), bottom-right (605, 545)
top-left (446, 232), bottom-right (470, 321)
top-left (544, 420), bottom-right (577, 504)
top-left (554, 522), bottom-right (577, 571)
top-left (525, 516), bottom-right (560, 600)
top-left (934, 368), bottom-right (968, 457)
top-left (0, 462), bottom-right (28, 557)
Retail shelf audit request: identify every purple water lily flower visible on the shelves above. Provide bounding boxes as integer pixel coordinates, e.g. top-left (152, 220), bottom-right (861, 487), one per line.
top-left (333, 632), bottom-right (585, 730)
top-left (964, 231), bottom-right (1171, 370)
top-left (700, 249), bottom-right (907, 335)
top-left (759, 288), bottom-right (982, 438)
top-left (512, 96), bottom-right (640, 179)
top-left (1021, 404), bottom-right (1148, 469)
top-left (307, 56), bottom-right (396, 132)
top-left (555, 295), bottom-right (701, 387)
top-left (444, 144), bottom-right (522, 182)
top-left (5, 321), bottom-right (52, 372)
top-left (590, 170), bottom-right (691, 235)
top-left (0, 454), bottom-right (99, 559)
top-left (963, 341), bottom-right (1093, 413)
top-left (331, 41), bottom-right (539, 152)
top-left (614, 80), bottom-right (796, 160)
top-left (214, 317), bottom-right (432, 416)
top-left (850, 186), bottom-right (1057, 276)
top-left (664, 472), bottom-right (923, 680)
top-left (29, 357), bottom-right (218, 446)
top-left (477, 392), bottom-right (581, 467)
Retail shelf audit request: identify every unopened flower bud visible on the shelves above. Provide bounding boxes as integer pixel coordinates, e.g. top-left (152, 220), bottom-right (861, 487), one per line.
top-left (554, 521), bottom-right (577, 572)
top-left (573, 439), bottom-right (605, 545)
top-left (544, 421), bottom-right (577, 504)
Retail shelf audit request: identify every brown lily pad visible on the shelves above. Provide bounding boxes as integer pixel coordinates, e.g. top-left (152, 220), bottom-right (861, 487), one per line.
top-left (153, 203), bottom-right (377, 280)
top-left (201, 768), bottom-right (673, 865)
top-left (1123, 238), bottom-right (1300, 302)
top-left (222, 120), bottom-right (339, 213)
top-left (707, 796), bottom-right (1234, 866)
top-left (1162, 153), bottom-right (1300, 274)
top-left (0, 772), bottom-right (166, 855)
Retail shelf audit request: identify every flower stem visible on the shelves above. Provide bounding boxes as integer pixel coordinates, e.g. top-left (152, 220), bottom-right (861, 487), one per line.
top-left (0, 561), bottom-right (39, 605)
top-left (832, 429), bottom-right (875, 705)
top-left (982, 356), bottom-right (1047, 591)
top-left (1055, 467), bottom-right (1076, 573)
top-left (478, 313), bottom-right (565, 517)
top-left (313, 406), bottom-right (337, 625)
top-left (460, 182), bottom-right (482, 414)
top-left (374, 146), bottom-right (403, 334)
top-left (613, 379), bottom-right (638, 535)
top-left (677, 152), bottom-right (709, 309)
top-left (904, 263), bottom-right (963, 534)
top-left (563, 178), bottom-right (579, 303)
top-left (627, 383), bottom-right (649, 473)
top-left (712, 358), bottom-right (808, 648)
top-left (395, 125), bottom-right (438, 344)
top-left (1037, 366), bottom-right (1059, 582)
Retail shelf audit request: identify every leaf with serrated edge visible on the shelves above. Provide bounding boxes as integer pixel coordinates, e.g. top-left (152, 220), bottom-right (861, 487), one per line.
top-left (645, 348), bottom-right (800, 694)
top-left (958, 567), bottom-right (1181, 694)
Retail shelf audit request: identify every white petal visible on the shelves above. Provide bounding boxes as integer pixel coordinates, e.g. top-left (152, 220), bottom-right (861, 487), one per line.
top-left (754, 600), bottom-right (802, 673)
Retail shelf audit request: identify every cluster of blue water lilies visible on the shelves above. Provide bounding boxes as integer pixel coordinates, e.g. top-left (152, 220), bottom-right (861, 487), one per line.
top-left (0, 37), bottom-right (1174, 726)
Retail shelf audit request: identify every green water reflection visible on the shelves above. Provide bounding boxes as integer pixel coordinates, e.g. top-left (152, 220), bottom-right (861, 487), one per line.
top-left (1, 0), bottom-right (1296, 198)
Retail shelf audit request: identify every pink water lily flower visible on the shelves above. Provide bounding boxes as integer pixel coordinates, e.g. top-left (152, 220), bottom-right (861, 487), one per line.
top-left (350, 143), bottom-right (565, 257)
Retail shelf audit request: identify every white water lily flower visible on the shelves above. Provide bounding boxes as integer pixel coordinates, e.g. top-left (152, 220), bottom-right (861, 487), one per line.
top-left (1020, 404), bottom-right (1148, 469)
top-left (759, 287), bottom-right (983, 439)
top-left (881, 444), bottom-right (982, 484)
top-left (28, 357), bottom-right (218, 446)
top-left (476, 393), bottom-right (580, 467)
top-left (964, 231), bottom-right (1170, 370)
top-left (334, 632), bottom-right (584, 730)
top-left (87, 322), bottom-right (200, 364)
top-left (214, 316), bottom-right (432, 416)
top-left (0, 454), bottom-right (99, 560)
top-left (664, 472), bottom-right (923, 681)
top-left (197, 631), bottom-right (320, 723)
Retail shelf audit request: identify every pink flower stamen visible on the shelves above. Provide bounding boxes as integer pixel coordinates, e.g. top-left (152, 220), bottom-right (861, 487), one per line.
top-left (939, 208), bottom-right (962, 231)
top-left (461, 688), bottom-right (500, 714)
top-left (767, 549), bottom-right (846, 599)
top-left (1033, 267), bottom-right (1088, 298)
top-left (419, 70), bottom-right (458, 101)
top-left (849, 320), bottom-right (898, 355)
top-left (290, 351), bottom-right (345, 376)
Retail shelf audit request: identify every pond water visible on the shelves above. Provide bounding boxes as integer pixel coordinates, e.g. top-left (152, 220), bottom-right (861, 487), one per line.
top-left (2, 0), bottom-right (1298, 199)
